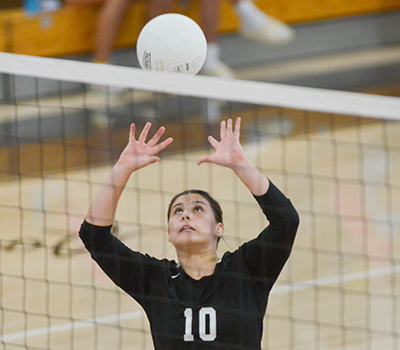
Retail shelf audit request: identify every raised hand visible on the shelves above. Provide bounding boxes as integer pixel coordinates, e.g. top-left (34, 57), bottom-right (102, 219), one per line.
top-left (198, 117), bottom-right (269, 196)
top-left (86, 122), bottom-right (173, 226)
top-left (197, 118), bottom-right (245, 171)
top-left (117, 122), bottom-right (173, 174)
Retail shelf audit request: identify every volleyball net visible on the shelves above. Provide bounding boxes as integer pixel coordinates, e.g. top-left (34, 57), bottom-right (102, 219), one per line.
top-left (0, 52), bottom-right (399, 349)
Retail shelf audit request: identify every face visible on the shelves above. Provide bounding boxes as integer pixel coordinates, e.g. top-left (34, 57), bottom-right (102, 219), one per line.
top-left (168, 193), bottom-right (223, 251)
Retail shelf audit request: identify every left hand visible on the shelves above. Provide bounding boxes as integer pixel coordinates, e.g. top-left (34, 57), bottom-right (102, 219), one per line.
top-left (197, 118), bottom-right (246, 171)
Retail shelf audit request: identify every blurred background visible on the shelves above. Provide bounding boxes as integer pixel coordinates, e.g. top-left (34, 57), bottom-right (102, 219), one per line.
top-left (1, 0), bottom-right (400, 95)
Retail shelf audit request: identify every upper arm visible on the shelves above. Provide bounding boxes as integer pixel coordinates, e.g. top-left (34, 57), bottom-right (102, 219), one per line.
top-left (241, 183), bottom-right (300, 284)
top-left (79, 221), bottom-right (162, 300)
top-left (242, 200), bottom-right (299, 282)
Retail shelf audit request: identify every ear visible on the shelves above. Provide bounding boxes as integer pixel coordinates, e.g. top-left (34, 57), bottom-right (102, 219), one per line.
top-left (215, 223), bottom-right (223, 238)
top-left (167, 229), bottom-right (171, 242)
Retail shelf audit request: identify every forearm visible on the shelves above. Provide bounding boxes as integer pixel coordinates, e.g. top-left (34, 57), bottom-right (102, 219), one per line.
top-left (232, 156), bottom-right (269, 196)
top-left (86, 164), bottom-right (131, 226)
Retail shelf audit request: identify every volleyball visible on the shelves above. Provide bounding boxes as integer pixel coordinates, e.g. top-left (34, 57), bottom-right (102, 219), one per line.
top-left (136, 13), bottom-right (207, 75)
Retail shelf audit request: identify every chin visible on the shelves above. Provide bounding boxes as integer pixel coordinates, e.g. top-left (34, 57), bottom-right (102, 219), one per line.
top-left (174, 237), bottom-right (202, 249)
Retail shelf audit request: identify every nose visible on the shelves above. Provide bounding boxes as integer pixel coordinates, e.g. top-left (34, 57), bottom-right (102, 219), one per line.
top-left (181, 209), bottom-right (191, 220)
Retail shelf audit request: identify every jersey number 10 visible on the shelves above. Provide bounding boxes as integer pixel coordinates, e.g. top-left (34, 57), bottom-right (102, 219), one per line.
top-left (184, 307), bottom-right (217, 342)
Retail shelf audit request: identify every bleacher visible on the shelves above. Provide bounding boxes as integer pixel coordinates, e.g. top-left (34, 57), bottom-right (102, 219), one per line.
top-left (1, 0), bottom-right (400, 58)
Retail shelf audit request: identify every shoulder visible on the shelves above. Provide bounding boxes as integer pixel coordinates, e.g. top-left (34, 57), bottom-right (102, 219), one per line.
top-left (218, 249), bottom-right (248, 273)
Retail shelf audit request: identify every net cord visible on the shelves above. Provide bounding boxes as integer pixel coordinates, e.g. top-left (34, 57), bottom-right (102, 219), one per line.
top-left (0, 52), bottom-right (400, 120)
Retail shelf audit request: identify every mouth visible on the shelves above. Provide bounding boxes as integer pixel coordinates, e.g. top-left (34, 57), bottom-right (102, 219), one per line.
top-left (179, 225), bottom-right (195, 233)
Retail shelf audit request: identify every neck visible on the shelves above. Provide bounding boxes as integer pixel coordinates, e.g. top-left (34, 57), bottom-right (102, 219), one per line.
top-left (178, 251), bottom-right (219, 280)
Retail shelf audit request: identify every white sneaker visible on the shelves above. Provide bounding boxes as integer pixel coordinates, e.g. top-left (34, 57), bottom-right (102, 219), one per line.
top-left (201, 61), bottom-right (236, 79)
top-left (240, 13), bottom-right (295, 45)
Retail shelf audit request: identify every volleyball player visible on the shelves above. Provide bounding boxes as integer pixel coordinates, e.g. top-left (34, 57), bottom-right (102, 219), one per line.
top-left (79, 118), bottom-right (299, 349)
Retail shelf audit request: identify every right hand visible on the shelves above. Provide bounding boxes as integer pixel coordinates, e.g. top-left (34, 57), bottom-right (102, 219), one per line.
top-left (116, 122), bottom-right (173, 174)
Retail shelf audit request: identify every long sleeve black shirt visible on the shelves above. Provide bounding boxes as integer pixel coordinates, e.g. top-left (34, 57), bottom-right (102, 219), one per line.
top-left (79, 181), bottom-right (299, 349)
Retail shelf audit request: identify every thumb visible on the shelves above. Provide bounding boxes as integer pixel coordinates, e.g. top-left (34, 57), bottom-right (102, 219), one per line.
top-left (197, 155), bottom-right (213, 166)
top-left (137, 156), bottom-right (161, 170)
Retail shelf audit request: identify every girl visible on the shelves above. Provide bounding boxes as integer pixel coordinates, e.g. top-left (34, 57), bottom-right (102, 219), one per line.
top-left (80, 118), bottom-right (299, 349)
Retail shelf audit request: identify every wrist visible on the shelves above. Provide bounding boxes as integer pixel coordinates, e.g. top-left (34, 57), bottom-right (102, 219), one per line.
top-left (231, 154), bottom-right (252, 173)
top-left (231, 157), bottom-right (270, 196)
top-left (112, 161), bottom-right (134, 182)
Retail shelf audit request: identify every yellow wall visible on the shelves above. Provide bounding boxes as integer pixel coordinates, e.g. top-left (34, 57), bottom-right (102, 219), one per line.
top-left (0, 0), bottom-right (399, 57)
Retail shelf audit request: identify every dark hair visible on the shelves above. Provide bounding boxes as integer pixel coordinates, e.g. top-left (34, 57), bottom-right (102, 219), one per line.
top-left (167, 190), bottom-right (223, 226)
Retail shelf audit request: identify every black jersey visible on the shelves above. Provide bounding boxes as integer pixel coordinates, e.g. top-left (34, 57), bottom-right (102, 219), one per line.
top-left (79, 181), bottom-right (299, 350)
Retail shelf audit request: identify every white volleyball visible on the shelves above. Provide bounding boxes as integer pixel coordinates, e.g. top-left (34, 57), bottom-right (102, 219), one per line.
top-left (136, 13), bottom-right (207, 75)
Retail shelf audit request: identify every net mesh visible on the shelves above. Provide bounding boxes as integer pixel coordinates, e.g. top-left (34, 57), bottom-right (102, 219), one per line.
top-left (0, 53), bottom-right (399, 350)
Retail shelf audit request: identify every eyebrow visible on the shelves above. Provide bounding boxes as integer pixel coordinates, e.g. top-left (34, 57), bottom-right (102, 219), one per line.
top-left (171, 200), bottom-right (207, 210)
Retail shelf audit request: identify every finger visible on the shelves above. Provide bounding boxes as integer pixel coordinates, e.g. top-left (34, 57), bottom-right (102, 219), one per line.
top-left (207, 135), bottom-right (219, 149)
top-left (234, 117), bottom-right (241, 138)
top-left (152, 137), bottom-right (174, 154)
top-left (138, 122), bottom-right (152, 143)
top-left (226, 118), bottom-right (233, 135)
top-left (197, 155), bottom-right (213, 166)
top-left (220, 120), bottom-right (226, 140)
top-left (133, 155), bottom-right (162, 172)
top-left (147, 126), bottom-right (166, 147)
top-left (140, 156), bottom-right (161, 169)
top-left (148, 156), bottom-right (161, 164)
top-left (129, 123), bottom-right (136, 143)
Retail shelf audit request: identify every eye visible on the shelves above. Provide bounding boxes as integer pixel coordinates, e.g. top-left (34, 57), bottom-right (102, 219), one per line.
top-left (174, 208), bottom-right (183, 215)
top-left (194, 206), bottom-right (203, 213)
